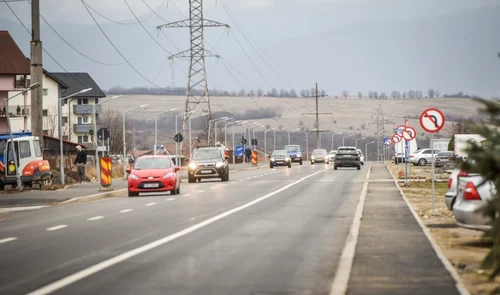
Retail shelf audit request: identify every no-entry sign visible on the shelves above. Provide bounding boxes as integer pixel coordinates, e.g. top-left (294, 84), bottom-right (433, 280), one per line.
top-left (420, 108), bottom-right (445, 133)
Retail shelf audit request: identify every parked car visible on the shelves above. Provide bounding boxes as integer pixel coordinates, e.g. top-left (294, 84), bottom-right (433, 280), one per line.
top-left (356, 149), bottom-right (365, 165)
top-left (187, 147), bottom-right (230, 183)
top-left (328, 150), bottom-right (337, 162)
top-left (311, 149), bottom-right (329, 164)
top-left (453, 175), bottom-right (495, 231)
top-left (269, 150), bottom-right (291, 168)
top-left (126, 155), bottom-right (181, 197)
top-left (445, 159), bottom-right (477, 211)
top-left (435, 151), bottom-right (455, 168)
top-left (409, 148), bottom-right (440, 166)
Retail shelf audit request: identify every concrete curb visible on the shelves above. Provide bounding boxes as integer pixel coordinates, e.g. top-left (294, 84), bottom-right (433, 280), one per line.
top-left (384, 162), bottom-right (471, 295)
top-left (60, 189), bottom-right (127, 204)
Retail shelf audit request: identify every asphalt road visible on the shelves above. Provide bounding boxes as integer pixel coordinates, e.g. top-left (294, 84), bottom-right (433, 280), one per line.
top-left (0, 162), bottom-right (367, 295)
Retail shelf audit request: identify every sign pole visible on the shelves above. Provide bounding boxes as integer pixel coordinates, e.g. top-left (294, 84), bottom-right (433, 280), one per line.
top-left (431, 132), bottom-right (435, 216)
top-left (405, 139), bottom-right (409, 182)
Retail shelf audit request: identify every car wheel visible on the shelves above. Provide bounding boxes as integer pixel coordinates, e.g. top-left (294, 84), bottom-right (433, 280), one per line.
top-left (128, 190), bottom-right (138, 197)
top-left (197, 178), bottom-right (201, 182)
top-left (300, 160), bottom-right (303, 165)
top-left (311, 162), bottom-right (314, 165)
top-left (270, 163), bottom-right (274, 169)
top-left (188, 176), bottom-right (195, 183)
top-left (334, 166), bottom-right (338, 170)
top-left (418, 159), bottom-right (427, 166)
top-left (287, 164), bottom-right (291, 168)
top-left (327, 161), bottom-right (330, 165)
top-left (171, 187), bottom-right (178, 195)
top-left (357, 165), bottom-right (361, 170)
top-left (226, 172), bottom-right (230, 181)
top-left (176, 185), bottom-right (180, 195)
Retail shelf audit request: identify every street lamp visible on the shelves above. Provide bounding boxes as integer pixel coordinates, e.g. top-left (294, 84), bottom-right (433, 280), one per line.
top-left (189, 113), bottom-right (209, 159)
top-left (208, 117), bottom-right (228, 146)
top-left (122, 104), bottom-right (149, 179)
top-left (154, 108), bottom-right (179, 155)
top-left (251, 124), bottom-right (265, 148)
top-left (343, 134), bottom-right (355, 146)
top-left (5, 82), bottom-right (40, 189)
top-left (92, 95), bottom-right (119, 183)
top-left (225, 120), bottom-right (239, 149)
top-left (331, 133), bottom-right (342, 151)
top-left (355, 137), bottom-right (366, 149)
top-left (366, 141), bottom-right (376, 161)
top-left (264, 127), bottom-right (276, 162)
top-left (175, 110), bottom-right (196, 163)
top-left (214, 117), bottom-right (230, 145)
top-left (226, 120), bottom-right (242, 164)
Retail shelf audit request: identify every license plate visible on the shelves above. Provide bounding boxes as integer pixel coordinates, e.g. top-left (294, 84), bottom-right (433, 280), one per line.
top-left (200, 170), bottom-right (212, 174)
top-left (144, 183), bottom-right (159, 188)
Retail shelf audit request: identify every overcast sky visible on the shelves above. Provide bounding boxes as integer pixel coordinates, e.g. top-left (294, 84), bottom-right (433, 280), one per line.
top-left (1, 0), bottom-right (499, 97)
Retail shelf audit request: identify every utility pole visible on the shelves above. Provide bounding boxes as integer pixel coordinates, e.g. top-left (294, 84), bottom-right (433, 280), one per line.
top-left (374, 104), bottom-right (387, 161)
top-left (157, 1), bottom-right (229, 155)
top-left (30, 0), bottom-right (43, 144)
top-left (302, 82), bottom-right (332, 149)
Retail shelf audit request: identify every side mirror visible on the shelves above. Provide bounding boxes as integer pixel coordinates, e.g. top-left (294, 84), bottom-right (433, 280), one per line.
top-left (174, 166), bottom-right (180, 172)
top-left (126, 168), bottom-right (131, 174)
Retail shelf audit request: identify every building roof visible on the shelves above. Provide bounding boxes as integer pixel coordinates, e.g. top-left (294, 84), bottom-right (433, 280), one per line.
top-left (50, 72), bottom-right (106, 98)
top-left (0, 31), bottom-right (30, 75)
top-left (42, 69), bottom-right (69, 89)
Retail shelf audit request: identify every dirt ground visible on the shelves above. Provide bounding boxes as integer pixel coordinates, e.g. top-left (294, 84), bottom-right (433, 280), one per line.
top-left (386, 162), bottom-right (500, 295)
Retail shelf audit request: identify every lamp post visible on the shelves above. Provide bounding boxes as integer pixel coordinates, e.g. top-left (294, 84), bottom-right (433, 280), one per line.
top-left (366, 141), bottom-right (376, 161)
top-left (305, 131), bottom-right (309, 161)
top-left (189, 113), bottom-right (209, 159)
top-left (331, 133), bottom-right (342, 151)
top-left (154, 108), bottom-right (179, 155)
top-left (343, 134), bottom-right (355, 146)
top-left (264, 127), bottom-right (276, 162)
top-left (226, 120), bottom-right (242, 164)
top-left (57, 87), bottom-right (93, 185)
top-left (5, 83), bottom-right (40, 189)
top-left (251, 125), bottom-right (265, 149)
top-left (175, 110), bottom-right (195, 164)
top-left (355, 137), bottom-right (366, 149)
top-left (214, 117), bottom-right (230, 145)
top-left (122, 104), bottom-right (149, 179)
top-left (208, 117), bottom-right (228, 146)
top-left (225, 120), bottom-right (239, 149)
top-left (92, 95), bottom-right (119, 183)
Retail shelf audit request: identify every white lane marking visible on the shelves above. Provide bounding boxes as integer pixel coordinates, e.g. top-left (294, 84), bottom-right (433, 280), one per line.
top-left (246, 177), bottom-right (251, 180)
top-left (46, 225), bottom-right (67, 231)
top-left (260, 174), bottom-right (264, 177)
top-left (210, 186), bottom-right (218, 189)
top-left (182, 194), bottom-right (190, 197)
top-left (166, 198), bottom-right (175, 201)
top-left (0, 237), bottom-right (17, 245)
top-left (26, 167), bottom-right (331, 295)
top-left (0, 205), bottom-right (49, 213)
top-left (87, 216), bottom-right (104, 221)
top-left (252, 176), bottom-right (258, 178)
top-left (145, 203), bottom-right (156, 207)
top-left (197, 190), bottom-right (205, 193)
top-left (330, 163), bottom-right (372, 295)
top-left (239, 179), bottom-right (244, 181)
top-left (120, 209), bottom-right (133, 213)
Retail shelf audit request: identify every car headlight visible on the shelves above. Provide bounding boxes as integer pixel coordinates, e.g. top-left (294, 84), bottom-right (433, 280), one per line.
top-left (216, 162), bottom-right (224, 168)
top-left (325, 156), bottom-right (328, 160)
top-left (270, 158), bottom-right (275, 161)
top-left (163, 172), bottom-right (174, 179)
top-left (285, 157), bottom-right (291, 161)
top-left (129, 173), bottom-right (139, 180)
top-left (188, 163), bottom-right (196, 169)
top-left (311, 156), bottom-right (315, 160)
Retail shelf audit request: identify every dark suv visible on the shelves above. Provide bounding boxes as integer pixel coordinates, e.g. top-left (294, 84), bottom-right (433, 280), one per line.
top-left (188, 147), bottom-right (230, 183)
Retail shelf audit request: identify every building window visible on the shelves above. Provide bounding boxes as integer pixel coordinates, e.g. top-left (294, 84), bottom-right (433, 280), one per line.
top-left (62, 116), bottom-right (68, 126)
top-left (43, 109), bottom-right (48, 117)
top-left (78, 99), bottom-right (88, 105)
top-left (43, 88), bottom-right (48, 96)
top-left (78, 135), bottom-right (89, 143)
top-left (15, 75), bottom-right (26, 88)
top-left (77, 116), bottom-right (89, 124)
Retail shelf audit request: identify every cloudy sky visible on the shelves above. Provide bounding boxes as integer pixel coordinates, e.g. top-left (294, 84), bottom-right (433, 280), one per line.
top-left (1, 0), bottom-right (499, 97)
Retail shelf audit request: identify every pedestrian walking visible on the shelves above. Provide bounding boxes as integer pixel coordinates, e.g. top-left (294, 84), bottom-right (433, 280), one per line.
top-left (74, 145), bottom-right (87, 184)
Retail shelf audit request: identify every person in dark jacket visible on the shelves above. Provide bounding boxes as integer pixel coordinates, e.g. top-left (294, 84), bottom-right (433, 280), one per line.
top-left (245, 147), bottom-right (252, 163)
top-left (74, 145), bottom-right (87, 184)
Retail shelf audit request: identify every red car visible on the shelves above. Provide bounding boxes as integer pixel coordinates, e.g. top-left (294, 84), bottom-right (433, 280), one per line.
top-left (126, 155), bottom-right (181, 197)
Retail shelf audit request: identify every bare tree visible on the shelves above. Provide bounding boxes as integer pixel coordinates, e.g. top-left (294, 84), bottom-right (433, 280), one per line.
top-left (435, 90), bottom-right (440, 98)
top-left (408, 90), bottom-right (416, 99)
top-left (238, 89), bottom-right (246, 97)
top-left (249, 89), bottom-right (256, 97)
top-left (257, 88), bottom-right (264, 97)
top-left (44, 106), bottom-right (59, 137)
top-left (99, 109), bottom-right (132, 154)
top-left (428, 88), bottom-right (435, 98)
top-left (447, 117), bottom-right (474, 135)
top-left (380, 92), bottom-right (387, 99)
top-left (416, 90), bottom-right (423, 99)
top-left (368, 90), bottom-right (373, 99)
top-left (230, 90), bottom-right (237, 96)
top-left (300, 89), bottom-right (307, 97)
top-left (320, 90), bottom-right (326, 96)
top-left (373, 91), bottom-right (378, 99)
top-left (342, 90), bottom-right (349, 99)
top-left (402, 92), bottom-right (407, 99)
top-left (289, 89), bottom-right (298, 97)
top-left (358, 92), bottom-right (362, 99)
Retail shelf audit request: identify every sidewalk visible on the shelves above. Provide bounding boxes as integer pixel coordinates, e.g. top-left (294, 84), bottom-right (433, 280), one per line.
top-left (0, 163), bottom-right (266, 209)
top-left (347, 162), bottom-right (461, 295)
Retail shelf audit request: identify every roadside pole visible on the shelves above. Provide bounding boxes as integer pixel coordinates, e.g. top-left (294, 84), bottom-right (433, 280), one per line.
top-left (405, 140), bottom-right (409, 182)
top-left (431, 132), bottom-right (435, 215)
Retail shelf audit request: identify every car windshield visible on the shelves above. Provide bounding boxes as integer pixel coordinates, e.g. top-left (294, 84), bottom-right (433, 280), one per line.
top-left (312, 150), bottom-right (327, 155)
top-left (193, 150), bottom-right (222, 160)
top-left (329, 151), bottom-right (337, 154)
top-left (133, 158), bottom-right (172, 170)
top-left (272, 151), bottom-right (288, 157)
top-left (338, 148), bottom-right (357, 154)
top-left (285, 146), bottom-right (301, 152)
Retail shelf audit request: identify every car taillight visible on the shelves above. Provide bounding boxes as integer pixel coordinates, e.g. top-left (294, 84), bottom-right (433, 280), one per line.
top-left (464, 182), bottom-right (481, 201)
top-left (435, 158), bottom-right (440, 162)
top-left (410, 155), bottom-right (414, 158)
top-left (458, 170), bottom-right (468, 177)
top-left (448, 178), bottom-right (452, 189)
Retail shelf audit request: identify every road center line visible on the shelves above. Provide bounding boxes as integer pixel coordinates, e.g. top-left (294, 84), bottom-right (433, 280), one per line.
top-left (46, 225), bottom-right (67, 232)
top-left (166, 198), bottom-right (175, 201)
top-left (197, 190), bottom-right (205, 193)
top-left (329, 163), bottom-right (372, 295)
top-left (26, 167), bottom-right (331, 295)
top-left (87, 216), bottom-right (104, 221)
top-left (145, 203), bottom-right (156, 207)
top-left (120, 209), bottom-right (133, 213)
top-left (0, 237), bottom-right (17, 245)
top-left (182, 194), bottom-right (190, 197)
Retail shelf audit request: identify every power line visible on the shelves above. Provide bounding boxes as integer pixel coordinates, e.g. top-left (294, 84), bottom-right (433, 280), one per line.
top-left (83, 0), bottom-right (168, 26)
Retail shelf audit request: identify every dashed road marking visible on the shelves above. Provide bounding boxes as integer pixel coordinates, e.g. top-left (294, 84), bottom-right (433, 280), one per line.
top-left (166, 198), bottom-right (175, 201)
top-left (145, 203), bottom-right (157, 207)
top-left (197, 190), bottom-right (205, 193)
top-left (0, 237), bottom-right (17, 245)
top-left (46, 225), bottom-right (67, 231)
top-left (246, 177), bottom-right (252, 180)
top-left (120, 209), bottom-right (133, 213)
top-left (239, 179), bottom-right (244, 181)
top-left (87, 216), bottom-right (104, 221)
top-left (183, 194), bottom-right (190, 197)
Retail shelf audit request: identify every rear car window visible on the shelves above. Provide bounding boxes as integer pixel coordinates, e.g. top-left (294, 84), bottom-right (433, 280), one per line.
top-left (337, 148), bottom-right (357, 154)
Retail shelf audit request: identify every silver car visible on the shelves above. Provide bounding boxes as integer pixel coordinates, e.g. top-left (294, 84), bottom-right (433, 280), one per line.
top-left (409, 148), bottom-right (440, 166)
top-left (453, 175), bottom-right (495, 231)
top-left (435, 151), bottom-right (454, 168)
top-left (445, 159), bottom-right (477, 211)
top-left (311, 149), bottom-right (329, 164)
top-left (328, 150), bottom-right (337, 162)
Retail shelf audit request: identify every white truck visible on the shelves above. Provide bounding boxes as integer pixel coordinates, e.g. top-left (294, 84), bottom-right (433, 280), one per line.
top-left (393, 138), bottom-right (418, 163)
top-left (454, 134), bottom-right (485, 159)
top-left (431, 138), bottom-right (451, 152)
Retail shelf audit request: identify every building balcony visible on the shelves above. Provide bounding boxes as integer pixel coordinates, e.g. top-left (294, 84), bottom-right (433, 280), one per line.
top-left (73, 104), bottom-right (101, 115)
top-left (73, 124), bottom-right (92, 134)
top-left (0, 105), bottom-right (31, 117)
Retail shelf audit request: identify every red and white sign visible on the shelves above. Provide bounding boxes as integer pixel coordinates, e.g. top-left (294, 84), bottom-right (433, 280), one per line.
top-left (393, 134), bottom-right (402, 143)
top-left (385, 139), bottom-right (393, 146)
top-left (402, 126), bottom-right (416, 141)
top-left (420, 108), bottom-right (445, 133)
top-left (396, 125), bottom-right (405, 136)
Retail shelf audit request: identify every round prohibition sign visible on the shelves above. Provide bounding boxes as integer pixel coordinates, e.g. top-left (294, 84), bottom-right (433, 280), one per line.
top-left (396, 125), bottom-right (405, 136)
top-left (402, 126), bottom-right (416, 140)
top-left (393, 134), bottom-right (402, 143)
top-left (420, 108), bottom-right (445, 133)
top-left (385, 139), bottom-right (393, 146)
